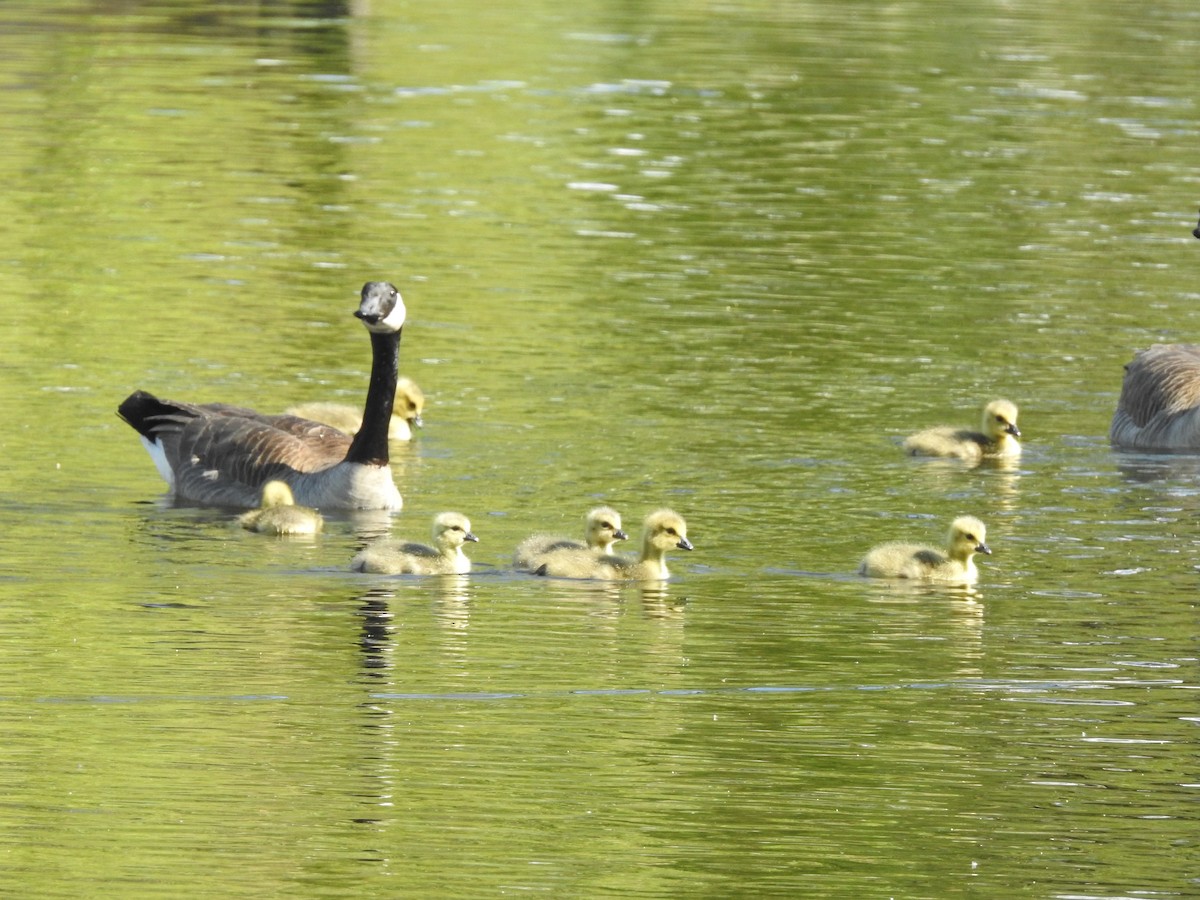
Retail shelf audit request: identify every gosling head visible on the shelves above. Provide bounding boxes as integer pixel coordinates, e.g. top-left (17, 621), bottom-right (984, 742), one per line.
top-left (983, 399), bottom-right (1020, 441)
top-left (642, 508), bottom-right (693, 554)
top-left (355, 281), bottom-right (406, 334)
top-left (432, 511), bottom-right (478, 551)
top-left (259, 480), bottom-right (297, 508)
top-left (948, 516), bottom-right (990, 562)
top-left (585, 506), bottom-right (628, 550)
top-left (395, 377), bottom-right (425, 429)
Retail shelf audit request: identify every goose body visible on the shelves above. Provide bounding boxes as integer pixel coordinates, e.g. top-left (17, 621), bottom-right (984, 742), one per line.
top-left (1110, 344), bottom-right (1200, 450)
top-left (287, 376), bottom-right (425, 441)
top-left (534, 509), bottom-right (693, 581)
top-left (117, 282), bottom-right (405, 510)
top-left (514, 506), bottom-right (628, 572)
top-left (858, 516), bottom-right (990, 584)
top-left (351, 512), bottom-right (478, 575)
top-left (903, 400), bottom-right (1021, 461)
top-left (238, 480), bottom-right (323, 535)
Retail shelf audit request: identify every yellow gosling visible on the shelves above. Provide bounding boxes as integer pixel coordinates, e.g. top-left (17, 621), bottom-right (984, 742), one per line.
top-left (535, 508), bottom-right (693, 581)
top-left (238, 480), bottom-right (324, 535)
top-left (514, 506), bottom-right (628, 571)
top-left (350, 511), bottom-right (477, 575)
top-left (858, 516), bottom-right (990, 584)
top-left (903, 399), bottom-right (1021, 461)
top-left (288, 376), bottom-right (425, 441)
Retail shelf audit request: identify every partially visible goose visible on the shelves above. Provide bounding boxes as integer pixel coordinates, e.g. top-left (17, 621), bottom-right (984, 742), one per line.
top-left (858, 516), bottom-right (990, 584)
top-left (1115, 218), bottom-right (1200, 448)
top-left (513, 506), bottom-right (628, 572)
top-left (117, 281), bottom-right (406, 510)
top-left (287, 376), bottom-right (425, 441)
top-left (350, 512), bottom-right (478, 575)
top-left (903, 400), bottom-right (1021, 461)
top-left (1110, 344), bottom-right (1200, 450)
top-left (238, 480), bottom-right (323, 535)
top-left (535, 508), bottom-right (693, 581)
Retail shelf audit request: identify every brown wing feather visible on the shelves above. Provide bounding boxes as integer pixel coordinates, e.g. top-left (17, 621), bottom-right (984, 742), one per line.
top-left (133, 397), bottom-right (353, 505)
top-left (1119, 344), bottom-right (1200, 427)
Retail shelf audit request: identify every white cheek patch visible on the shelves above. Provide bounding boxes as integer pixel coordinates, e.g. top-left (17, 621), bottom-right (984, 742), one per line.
top-left (360, 293), bottom-right (407, 334)
top-left (381, 294), bottom-right (407, 330)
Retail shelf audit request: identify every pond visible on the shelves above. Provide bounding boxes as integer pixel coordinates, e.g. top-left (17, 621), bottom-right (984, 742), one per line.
top-left (1, 1), bottom-right (1197, 896)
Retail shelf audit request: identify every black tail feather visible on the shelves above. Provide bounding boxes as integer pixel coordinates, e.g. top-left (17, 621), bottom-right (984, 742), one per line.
top-left (117, 390), bottom-right (174, 438)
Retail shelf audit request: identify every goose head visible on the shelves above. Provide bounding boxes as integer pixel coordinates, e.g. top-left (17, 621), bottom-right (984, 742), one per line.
top-left (259, 480), bottom-right (297, 508)
top-left (355, 281), bottom-right (406, 334)
top-left (948, 516), bottom-right (990, 562)
top-left (395, 377), bottom-right (425, 430)
top-left (585, 506), bottom-right (628, 551)
top-left (982, 399), bottom-right (1020, 441)
top-left (642, 509), bottom-right (693, 555)
top-left (432, 511), bottom-right (479, 554)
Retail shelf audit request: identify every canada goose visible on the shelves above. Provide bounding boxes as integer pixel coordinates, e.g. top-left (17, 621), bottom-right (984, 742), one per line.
top-left (237, 480), bottom-right (324, 535)
top-left (903, 400), bottom-right (1021, 460)
top-left (534, 508), bottom-right (693, 580)
top-left (513, 506), bottom-right (628, 571)
top-left (286, 376), bottom-right (425, 441)
top-left (350, 511), bottom-right (478, 575)
top-left (1112, 219), bottom-right (1200, 449)
top-left (858, 516), bottom-right (990, 584)
top-left (1109, 344), bottom-right (1200, 450)
top-left (117, 281), bottom-right (406, 510)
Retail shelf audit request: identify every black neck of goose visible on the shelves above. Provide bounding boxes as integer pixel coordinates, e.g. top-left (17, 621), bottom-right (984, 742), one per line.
top-left (346, 328), bottom-right (400, 466)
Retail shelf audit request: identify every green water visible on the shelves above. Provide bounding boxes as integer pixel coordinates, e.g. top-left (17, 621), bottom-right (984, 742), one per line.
top-left (1, 1), bottom-right (1197, 897)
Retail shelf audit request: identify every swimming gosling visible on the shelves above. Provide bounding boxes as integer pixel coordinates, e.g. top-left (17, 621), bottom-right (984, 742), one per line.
top-left (288, 377), bottom-right (426, 441)
top-left (514, 506), bottom-right (628, 572)
top-left (350, 511), bottom-right (477, 575)
top-left (1109, 344), bottom-right (1200, 450)
top-left (238, 480), bottom-right (324, 535)
top-left (535, 508), bottom-right (693, 581)
top-left (858, 516), bottom-right (990, 584)
top-left (903, 400), bottom-right (1021, 461)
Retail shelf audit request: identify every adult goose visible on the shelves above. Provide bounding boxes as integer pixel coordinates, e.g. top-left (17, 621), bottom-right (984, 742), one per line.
top-left (1110, 345), bottom-right (1200, 451)
top-left (1110, 219), bottom-right (1200, 449)
top-left (117, 281), bottom-right (406, 510)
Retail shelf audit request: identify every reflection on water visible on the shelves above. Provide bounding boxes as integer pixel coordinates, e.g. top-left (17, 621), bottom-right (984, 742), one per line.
top-left (2, 0), bottom-right (1199, 896)
top-left (1114, 448), bottom-right (1200, 485)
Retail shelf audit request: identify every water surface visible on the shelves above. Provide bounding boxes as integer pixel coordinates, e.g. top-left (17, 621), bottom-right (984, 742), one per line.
top-left (1, 1), bottom-right (1198, 897)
